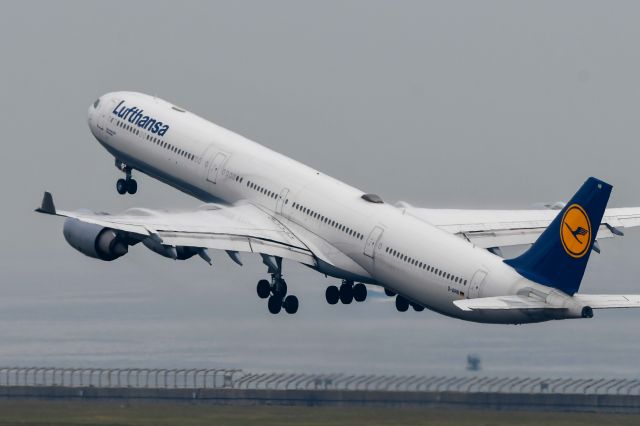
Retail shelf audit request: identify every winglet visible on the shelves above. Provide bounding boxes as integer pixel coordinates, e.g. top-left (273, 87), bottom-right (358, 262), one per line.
top-left (35, 191), bottom-right (56, 215)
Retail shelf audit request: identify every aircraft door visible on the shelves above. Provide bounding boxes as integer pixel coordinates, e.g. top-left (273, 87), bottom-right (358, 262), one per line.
top-left (468, 269), bottom-right (487, 298)
top-left (364, 226), bottom-right (384, 259)
top-left (276, 188), bottom-right (289, 214)
top-left (206, 152), bottom-right (228, 184)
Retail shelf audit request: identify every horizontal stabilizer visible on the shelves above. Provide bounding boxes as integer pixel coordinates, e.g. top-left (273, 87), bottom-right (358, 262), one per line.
top-left (454, 295), bottom-right (552, 311)
top-left (455, 294), bottom-right (640, 311)
top-left (573, 294), bottom-right (640, 309)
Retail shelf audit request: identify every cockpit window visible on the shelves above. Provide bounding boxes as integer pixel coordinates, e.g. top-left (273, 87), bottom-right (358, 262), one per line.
top-left (93, 98), bottom-right (100, 108)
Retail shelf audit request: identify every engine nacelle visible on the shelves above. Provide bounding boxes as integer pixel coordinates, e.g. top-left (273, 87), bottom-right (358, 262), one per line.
top-left (63, 218), bottom-right (128, 261)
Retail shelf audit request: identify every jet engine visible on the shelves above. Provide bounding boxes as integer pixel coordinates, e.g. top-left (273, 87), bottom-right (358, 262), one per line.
top-left (63, 218), bottom-right (128, 261)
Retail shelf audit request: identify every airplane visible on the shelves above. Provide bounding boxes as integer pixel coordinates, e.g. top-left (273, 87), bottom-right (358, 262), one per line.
top-left (36, 91), bottom-right (640, 324)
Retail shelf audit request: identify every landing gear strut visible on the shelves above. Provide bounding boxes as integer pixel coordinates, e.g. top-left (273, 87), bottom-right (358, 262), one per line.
top-left (325, 281), bottom-right (367, 305)
top-left (115, 161), bottom-right (137, 195)
top-left (255, 256), bottom-right (298, 315)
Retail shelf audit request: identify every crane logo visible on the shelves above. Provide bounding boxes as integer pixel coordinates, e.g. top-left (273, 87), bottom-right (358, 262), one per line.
top-left (560, 204), bottom-right (592, 258)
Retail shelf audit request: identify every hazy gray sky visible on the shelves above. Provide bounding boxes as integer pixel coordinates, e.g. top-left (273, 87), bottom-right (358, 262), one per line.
top-left (1, 1), bottom-right (639, 377)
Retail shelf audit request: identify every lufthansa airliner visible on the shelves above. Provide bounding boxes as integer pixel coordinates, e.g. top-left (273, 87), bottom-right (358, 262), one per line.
top-left (37, 92), bottom-right (640, 323)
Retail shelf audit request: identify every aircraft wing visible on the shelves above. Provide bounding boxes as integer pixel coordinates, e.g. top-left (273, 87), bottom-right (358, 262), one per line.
top-left (403, 207), bottom-right (640, 249)
top-left (36, 192), bottom-right (315, 266)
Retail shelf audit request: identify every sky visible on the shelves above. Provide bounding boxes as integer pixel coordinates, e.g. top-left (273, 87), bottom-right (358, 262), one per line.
top-left (1, 1), bottom-right (640, 378)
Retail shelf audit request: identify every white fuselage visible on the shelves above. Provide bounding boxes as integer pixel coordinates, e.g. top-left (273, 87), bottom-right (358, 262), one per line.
top-left (87, 91), bottom-right (568, 324)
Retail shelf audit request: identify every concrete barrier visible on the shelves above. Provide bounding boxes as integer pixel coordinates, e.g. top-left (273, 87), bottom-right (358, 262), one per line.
top-left (1, 386), bottom-right (639, 413)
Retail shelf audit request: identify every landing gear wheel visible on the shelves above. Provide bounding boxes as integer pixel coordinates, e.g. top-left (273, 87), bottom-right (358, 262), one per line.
top-left (283, 295), bottom-right (299, 314)
top-left (412, 303), bottom-right (424, 312)
top-left (395, 296), bottom-right (409, 312)
top-left (325, 286), bottom-right (339, 305)
top-left (353, 283), bottom-right (367, 302)
top-left (339, 283), bottom-right (353, 304)
top-left (257, 279), bottom-right (271, 299)
top-left (273, 279), bottom-right (287, 298)
top-left (268, 296), bottom-right (282, 314)
top-left (384, 288), bottom-right (396, 297)
top-left (126, 179), bottom-right (138, 194)
top-left (116, 179), bottom-right (127, 195)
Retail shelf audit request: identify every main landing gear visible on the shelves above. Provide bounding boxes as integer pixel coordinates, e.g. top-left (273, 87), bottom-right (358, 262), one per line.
top-left (255, 256), bottom-right (298, 315)
top-left (115, 161), bottom-right (137, 195)
top-left (383, 288), bottom-right (424, 312)
top-left (394, 294), bottom-right (424, 313)
top-left (325, 280), bottom-right (367, 305)
top-left (257, 277), bottom-right (298, 315)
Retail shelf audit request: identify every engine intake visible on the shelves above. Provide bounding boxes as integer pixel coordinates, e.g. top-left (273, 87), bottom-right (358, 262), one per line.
top-left (63, 218), bottom-right (128, 261)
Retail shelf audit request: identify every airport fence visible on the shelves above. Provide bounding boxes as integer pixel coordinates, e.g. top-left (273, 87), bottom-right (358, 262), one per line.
top-left (0, 367), bottom-right (639, 395)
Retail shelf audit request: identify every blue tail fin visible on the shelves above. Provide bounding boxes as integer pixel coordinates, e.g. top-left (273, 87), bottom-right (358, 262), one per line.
top-left (504, 177), bottom-right (612, 295)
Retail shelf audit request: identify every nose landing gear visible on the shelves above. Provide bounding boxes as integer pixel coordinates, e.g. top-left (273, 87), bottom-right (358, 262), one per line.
top-left (115, 161), bottom-right (137, 195)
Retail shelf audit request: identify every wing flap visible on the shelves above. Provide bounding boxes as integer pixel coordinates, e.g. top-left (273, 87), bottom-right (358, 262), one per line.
top-left (157, 231), bottom-right (314, 264)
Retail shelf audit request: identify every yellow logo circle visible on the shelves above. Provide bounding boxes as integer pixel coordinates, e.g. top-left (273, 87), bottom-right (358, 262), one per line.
top-left (560, 204), bottom-right (592, 258)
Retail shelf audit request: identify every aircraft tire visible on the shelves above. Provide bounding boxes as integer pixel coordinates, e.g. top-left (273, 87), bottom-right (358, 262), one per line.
top-left (353, 283), bottom-right (367, 302)
top-left (268, 295), bottom-right (282, 314)
top-left (395, 296), bottom-right (409, 312)
top-left (256, 279), bottom-right (271, 299)
top-left (116, 179), bottom-right (127, 194)
top-left (325, 286), bottom-right (339, 305)
top-left (339, 283), bottom-right (353, 304)
top-left (273, 279), bottom-right (287, 297)
top-left (127, 179), bottom-right (138, 194)
top-left (283, 295), bottom-right (299, 314)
